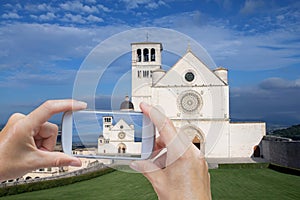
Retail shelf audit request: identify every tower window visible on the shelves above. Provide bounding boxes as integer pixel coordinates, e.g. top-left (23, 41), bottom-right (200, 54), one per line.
top-left (137, 70), bottom-right (141, 78)
top-left (104, 117), bottom-right (111, 122)
top-left (151, 48), bottom-right (155, 61)
top-left (143, 48), bottom-right (149, 62)
top-left (137, 49), bottom-right (141, 62)
top-left (143, 70), bottom-right (150, 78)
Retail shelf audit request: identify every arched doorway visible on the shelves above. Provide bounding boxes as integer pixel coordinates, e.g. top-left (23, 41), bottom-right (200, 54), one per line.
top-left (118, 143), bottom-right (126, 153)
top-left (253, 145), bottom-right (260, 157)
top-left (192, 136), bottom-right (201, 149)
top-left (180, 125), bottom-right (205, 153)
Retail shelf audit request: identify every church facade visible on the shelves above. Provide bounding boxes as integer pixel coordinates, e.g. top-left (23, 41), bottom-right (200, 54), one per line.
top-left (97, 115), bottom-right (141, 156)
top-left (130, 42), bottom-right (266, 158)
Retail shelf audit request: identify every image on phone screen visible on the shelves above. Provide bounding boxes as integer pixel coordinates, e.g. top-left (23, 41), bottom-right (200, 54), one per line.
top-left (69, 111), bottom-right (151, 159)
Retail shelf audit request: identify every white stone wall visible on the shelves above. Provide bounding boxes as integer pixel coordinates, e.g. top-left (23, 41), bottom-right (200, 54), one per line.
top-left (229, 122), bottom-right (266, 157)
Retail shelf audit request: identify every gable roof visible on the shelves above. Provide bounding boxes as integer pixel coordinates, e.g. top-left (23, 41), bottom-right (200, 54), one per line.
top-left (154, 50), bottom-right (226, 87)
top-left (111, 119), bottom-right (133, 131)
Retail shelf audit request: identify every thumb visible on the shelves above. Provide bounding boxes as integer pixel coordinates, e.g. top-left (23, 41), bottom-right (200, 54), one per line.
top-left (36, 151), bottom-right (82, 168)
top-left (130, 160), bottom-right (159, 173)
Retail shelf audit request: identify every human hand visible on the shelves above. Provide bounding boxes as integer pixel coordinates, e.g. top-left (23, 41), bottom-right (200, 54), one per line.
top-left (130, 102), bottom-right (211, 200)
top-left (0, 99), bottom-right (87, 181)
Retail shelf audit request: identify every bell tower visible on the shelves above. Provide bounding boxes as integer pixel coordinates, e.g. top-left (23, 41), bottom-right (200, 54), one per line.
top-left (131, 42), bottom-right (163, 111)
top-left (103, 116), bottom-right (113, 139)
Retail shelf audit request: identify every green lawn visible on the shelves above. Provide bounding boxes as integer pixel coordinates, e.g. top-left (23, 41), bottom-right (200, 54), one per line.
top-left (210, 169), bottom-right (300, 200)
top-left (1, 168), bottom-right (300, 200)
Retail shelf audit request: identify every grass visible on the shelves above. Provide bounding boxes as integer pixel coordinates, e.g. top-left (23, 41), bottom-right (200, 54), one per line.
top-left (210, 168), bottom-right (300, 200)
top-left (1, 168), bottom-right (300, 200)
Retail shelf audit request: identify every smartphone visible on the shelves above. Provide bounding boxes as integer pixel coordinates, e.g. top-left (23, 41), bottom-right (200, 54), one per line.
top-left (61, 110), bottom-right (155, 160)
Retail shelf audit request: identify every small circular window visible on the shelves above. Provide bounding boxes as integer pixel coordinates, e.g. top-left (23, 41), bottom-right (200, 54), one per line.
top-left (120, 125), bottom-right (124, 129)
top-left (185, 72), bottom-right (195, 82)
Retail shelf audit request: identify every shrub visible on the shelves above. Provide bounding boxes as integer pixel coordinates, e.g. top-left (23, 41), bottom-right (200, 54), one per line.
top-left (0, 167), bottom-right (115, 197)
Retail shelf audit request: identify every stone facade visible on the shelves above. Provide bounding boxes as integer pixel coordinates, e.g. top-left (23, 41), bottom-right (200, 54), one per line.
top-left (130, 42), bottom-right (266, 158)
top-left (97, 116), bottom-right (141, 156)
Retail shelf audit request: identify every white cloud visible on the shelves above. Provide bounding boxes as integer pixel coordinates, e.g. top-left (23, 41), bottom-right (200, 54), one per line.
top-left (86, 15), bottom-right (103, 23)
top-left (259, 77), bottom-right (300, 89)
top-left (62, 13), bottom-right (86, 24)
top-left (36, 3), bottom-right (55, 12)
top-left (120, 0), bottom-right (167, 10)
top-left (0, 68), bottom-right (77, 88)
top-left (150, 10), bottom-right (300, 70)
top-left (60, 1), bottom-right (99, 13)
top-left (61, 13), bottom-right (104, 24)
top-left (0, 23), bottom-right (130, 72)
top-left (39, 12), bottom-right (56, 21)
top-left (2, 12), bottom-right (21, 19)
top-left (97, 4), bottom-right (112, 12)
top-left (3, 3), bottom-right (13, 8)
top-left (146, 1), bottom-right (166, 9)
top-left (24, 3), bottom-right (55, 13)
top-left (29, 14), bottom-right (37, 20)
top-left (240, 0), bottom-right (265, 15)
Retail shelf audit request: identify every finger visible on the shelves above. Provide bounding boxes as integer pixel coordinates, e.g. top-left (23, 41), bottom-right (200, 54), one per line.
top-left (140, 102), bottom-right (193, 167)
top-left (26, 99), bottom-right (87, 130)
top-left (1, 113), bottom-right (25, 133)
top-left (151, 150), bottom-right (167, 169)
top-left (130, 160), bottom-right (165, 182)
top-left (140, 102), bottom-right (177, 146)
top-left (149, 137), bottom-right (166, 158)
top-left (166, 129), bottom-right (193, 164)
top-left (7, 113), bottom-right (25, 125)
top-left (34, 151), bottom-right (82, 168)
top-left (35, 122), bottom-right (58, 151)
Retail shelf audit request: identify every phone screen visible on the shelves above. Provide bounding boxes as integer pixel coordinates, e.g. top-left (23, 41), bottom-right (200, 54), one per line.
top-left (71, 111), bottom-right (147, 159)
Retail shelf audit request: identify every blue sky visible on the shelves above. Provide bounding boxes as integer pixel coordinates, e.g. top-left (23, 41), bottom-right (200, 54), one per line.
top-left (0, 0), bottom-right (299, 128)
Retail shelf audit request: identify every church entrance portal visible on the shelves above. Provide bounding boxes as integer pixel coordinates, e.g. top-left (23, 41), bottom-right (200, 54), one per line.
top-left (192, 136), bottom-right (201, 150)
top-left (118, 143), bottom-right (126, 153)
top-left (181, 125), bottom-right (204, 153)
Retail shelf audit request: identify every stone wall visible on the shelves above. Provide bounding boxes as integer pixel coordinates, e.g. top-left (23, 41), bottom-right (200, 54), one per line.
top-left (229, 122), bottom-right (266, 157)
top-left (262, 136), bottom-right (300, 169)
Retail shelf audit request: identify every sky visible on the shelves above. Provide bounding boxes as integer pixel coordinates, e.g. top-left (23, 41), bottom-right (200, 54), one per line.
top-left (0, 0), bottom-right (299, 129)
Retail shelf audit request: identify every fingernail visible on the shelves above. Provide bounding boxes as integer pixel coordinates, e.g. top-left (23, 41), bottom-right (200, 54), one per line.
top-left (74, 100), bottom-right (87, 109)
top-left (140, 102), bottom-right (150, 110)
top-left (70, 159), bottom-right (82, 167)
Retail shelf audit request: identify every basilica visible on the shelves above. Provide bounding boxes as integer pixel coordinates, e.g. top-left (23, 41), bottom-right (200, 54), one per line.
top-left (98, 41), bottom-right (265, 158)
top-left (129, 41), bottom-right (265, 158)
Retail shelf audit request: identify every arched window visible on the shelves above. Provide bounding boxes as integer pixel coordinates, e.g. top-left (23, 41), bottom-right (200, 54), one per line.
top-left (143, 48), bottom-right (149, 62)
top-left (137, 49), bottom-right (141, 62)
top-left (253, 145), bottom-right (261, 157)
top-left (151, 48), bottom-right (155, 61)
